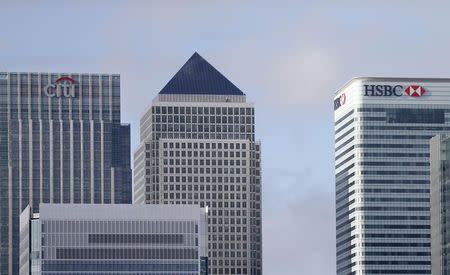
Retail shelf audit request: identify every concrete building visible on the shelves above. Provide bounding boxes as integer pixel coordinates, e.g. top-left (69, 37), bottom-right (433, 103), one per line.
top-left (430, 134), bottom-right (450, 275)
top-left (334, 78), bottom-right (450, 275)
top-left (19, 204), bottom-right (208, 275)
top-left (134, 53), bottom-right (262, 275)
top-left (0, 72), bottom-right (132, 274)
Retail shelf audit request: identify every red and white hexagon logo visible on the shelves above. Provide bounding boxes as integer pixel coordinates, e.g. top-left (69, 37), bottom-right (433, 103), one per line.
top-left (334, 93), bottom-right (346, 110)
top-left (340, 93), bottom-right (346, 105)
top-left (404, 85), bottom-right (426, 97)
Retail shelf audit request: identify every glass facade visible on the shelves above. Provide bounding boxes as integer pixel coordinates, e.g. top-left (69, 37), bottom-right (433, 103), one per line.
top-left (134, 53), bottom-right (262, 275)
top-left (335, 78), bottom-right (450, 275)
top-left (0, 72), bottom-right (132, 275)
top-left (430, 135), bottom-right (450, 275)
top-left (19, 204), bottom-right (208, 275)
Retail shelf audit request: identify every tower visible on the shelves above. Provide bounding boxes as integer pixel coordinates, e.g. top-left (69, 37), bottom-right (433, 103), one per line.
top-left (0, 72), bottom-right (131, 274)
top-left (134, 53), bottom-right (263, 275)
top-left (334, 77), bottom-right (450, 274)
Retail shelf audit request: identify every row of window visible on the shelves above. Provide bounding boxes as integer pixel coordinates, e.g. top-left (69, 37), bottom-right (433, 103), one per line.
top-left (162, 183), bottom-right (247, 192)
top-left (162, 176), bottom-right (249, 183)
top-left (163, 158), bottom-right (248, 166)
top-left (153, 115), bottom-right (253, 124)
top-left (161, 200), bottom-right (252, 209)
top-left (161, 150), bottom-right (249, 159)
top-left (361, 152), bottom-right (429, 158)
top-left (161, 141), bottom-right (249, 150)
top-left (41, 272), bottom-right (197, 275)
top-left (3, 73), bottom-right (119, 81)
top-left (361, 179), bottom-right (428, 185)
top-left (42, 262), bottom-right (198, 272)
top-left (336, 192), bottom-right (430, 209)
top-left (88, 234), bottom-right (184, 244)
top-left (153, 123), bottom-right (253, 133)
top-left (42, 220), bottom-right (197, 234)
top-left (359, 161), bottom-right (429, 167)
top-left (163, 167), bottom-right (248, 175)
top-left (152, 106), bottom-right (253, 116)
top-left (361, 170), bottom-right (429, 176)
top-left (153, 132), bottom-right (254, 141)
top-left (209, 231), bottom-right (247, 240)
top-left (360, 125), bottom-right (450, 131)
top-left (54, 248), bottom-right (198, 260)
top-left (336, 206), bottom-right (430, 221)
top-left (210, 258), bottom-right (247, 266)
top-left (163, 192), bottom-right (248, 201)
top-left (209, 241), bottom-right (248, 250)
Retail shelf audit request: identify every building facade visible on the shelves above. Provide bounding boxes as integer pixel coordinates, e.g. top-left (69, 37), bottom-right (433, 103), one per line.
top-left (0, 72), bottom-right (132, 274)
top-left (334, 77), bottom-right (450, 275)
top-left (430, 134), bottom-right (450, 275)
top-left (134, 53), bottom-right (262, 275)
top-left (19, 204), bottom-right (208, 275)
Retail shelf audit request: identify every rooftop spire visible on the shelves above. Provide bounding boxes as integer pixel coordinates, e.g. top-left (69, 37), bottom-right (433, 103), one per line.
top-left (159, 52), bottom-right (244, 96)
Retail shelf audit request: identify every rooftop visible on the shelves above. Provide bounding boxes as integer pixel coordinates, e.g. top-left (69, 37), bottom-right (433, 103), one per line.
top-left (336, 76), bottom-right (450, 95)
top-left (159, 52), bottom-right (244, 96)
top-left (37, 204), bottom-right (206, 220)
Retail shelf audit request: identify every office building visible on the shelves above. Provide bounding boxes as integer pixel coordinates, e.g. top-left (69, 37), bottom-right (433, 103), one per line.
top-left (134, 53), bottom-right (262, 275)
top-left (0, 72), bottom-right (132, 274)
top-left (19, 203), bottom-right (208, 275)
top-left (430, 134), bottom-right (450, 275)
top-left (334, 78), bottom-right (450, 274)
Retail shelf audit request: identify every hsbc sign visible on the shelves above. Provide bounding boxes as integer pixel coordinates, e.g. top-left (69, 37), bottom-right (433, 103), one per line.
top-left (334, 93), bottom-right (346, 110)
top-left (364, 85), bottom-right (426, 97)
top-left (44, 77), bottom-right (76, 98)
top-left (404, 85), bottom-right (426, 97)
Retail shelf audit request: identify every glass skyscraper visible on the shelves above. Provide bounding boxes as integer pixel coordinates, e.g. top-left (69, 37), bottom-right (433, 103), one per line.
top-left (134, 53), bottom-right (262, 275)
top-left (334, 77), bottom-right (450, 275)
top-left (19, 204), bottom-right (208, 275)
top-left (430, 134), bottom-right (450, 275)
top-left (0, 72), bottom-right (132, 274)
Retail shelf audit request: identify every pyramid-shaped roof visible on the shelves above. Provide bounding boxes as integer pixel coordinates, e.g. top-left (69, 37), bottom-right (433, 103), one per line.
top-left (159, 52), bottom-right (244, 95)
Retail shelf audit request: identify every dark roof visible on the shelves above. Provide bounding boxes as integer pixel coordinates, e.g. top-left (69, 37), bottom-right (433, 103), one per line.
top-left (159, 52), bottom-right (244, 95)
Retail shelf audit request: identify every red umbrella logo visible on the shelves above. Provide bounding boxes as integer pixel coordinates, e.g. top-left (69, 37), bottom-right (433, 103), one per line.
top-left (45, 76), bottom-right (77, 97)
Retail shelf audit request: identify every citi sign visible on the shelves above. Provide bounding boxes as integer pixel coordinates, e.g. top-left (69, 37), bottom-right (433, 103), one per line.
top-left (44, 77), bottom-right (76, 98)
top-left (364, 85), bottom-right (426, 97)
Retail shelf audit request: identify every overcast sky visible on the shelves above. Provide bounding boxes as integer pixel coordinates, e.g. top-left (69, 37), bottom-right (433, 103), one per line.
top-left (2, 1), bottom-right (450, 274)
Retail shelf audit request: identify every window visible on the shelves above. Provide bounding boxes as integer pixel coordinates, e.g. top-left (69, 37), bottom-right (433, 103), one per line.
top-left (386, 108), bottom-right (445, 124)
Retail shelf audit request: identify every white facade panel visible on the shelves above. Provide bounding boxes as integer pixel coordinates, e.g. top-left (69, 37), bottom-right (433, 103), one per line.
top-left (335, 77), bottom-right (450, 275)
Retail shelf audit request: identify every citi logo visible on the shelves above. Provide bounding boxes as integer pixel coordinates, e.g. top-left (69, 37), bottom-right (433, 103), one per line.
top-left (44, 77), bottom-right (76, 98)
top-left (364, 84), bottom-right (426, 97)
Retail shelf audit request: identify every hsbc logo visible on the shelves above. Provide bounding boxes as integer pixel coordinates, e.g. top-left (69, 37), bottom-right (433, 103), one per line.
top-left (364, 85), bottom-right (426, 97)
top-left (44, 77), bottom-right (76, 98)
top-left (334, 93), bottom-right (346, 110)
top-left (404, 85), bottom-right (426, 97)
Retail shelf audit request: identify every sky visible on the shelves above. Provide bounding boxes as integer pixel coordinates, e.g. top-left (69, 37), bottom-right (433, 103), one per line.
top-left (2, 1), bottom-right (450, 274)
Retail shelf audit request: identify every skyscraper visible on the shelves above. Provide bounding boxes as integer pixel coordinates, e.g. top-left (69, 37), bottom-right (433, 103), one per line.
top-left (430, 134), bottom-right (450, 275)
top-left (334, 77), bottom-right (450, 275)
top-left (134, 53), bottom-right (262, 275)
top-left (0, 72), bottom-right (131, 274)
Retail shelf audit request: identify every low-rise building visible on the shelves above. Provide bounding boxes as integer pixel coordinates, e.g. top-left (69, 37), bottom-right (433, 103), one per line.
top-left (20, 203), bottom-right (208, 275)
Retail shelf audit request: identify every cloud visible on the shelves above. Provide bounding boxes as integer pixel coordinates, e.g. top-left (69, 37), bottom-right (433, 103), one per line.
top-left (263, 47), bottom-right (339, 109)
top-left (263, 190), bottom-right (335, 275)
top-left (4, 2), bottom-right (450, 275)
